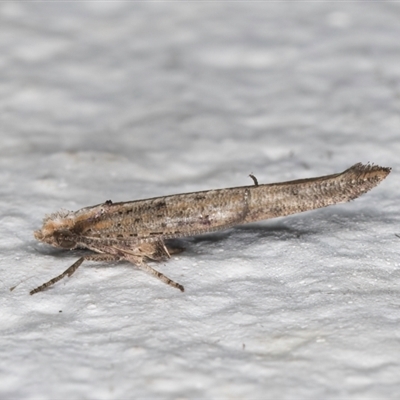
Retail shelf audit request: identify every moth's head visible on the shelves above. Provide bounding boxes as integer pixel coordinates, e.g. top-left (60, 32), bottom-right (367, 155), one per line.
top-left (34, 210), bottom-right (77, 249)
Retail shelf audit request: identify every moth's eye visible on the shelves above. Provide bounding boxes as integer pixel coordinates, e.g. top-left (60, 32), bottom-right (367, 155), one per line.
top-left (54, 231), bottom-right (76, 249)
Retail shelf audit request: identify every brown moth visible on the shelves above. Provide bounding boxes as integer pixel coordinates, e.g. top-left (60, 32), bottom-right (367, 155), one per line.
top-left (31, 163), bottom-right (390, 295)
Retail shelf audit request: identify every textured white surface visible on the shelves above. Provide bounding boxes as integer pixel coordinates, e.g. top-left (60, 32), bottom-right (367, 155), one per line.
top-left (1, 2), bottom-right (400, 399)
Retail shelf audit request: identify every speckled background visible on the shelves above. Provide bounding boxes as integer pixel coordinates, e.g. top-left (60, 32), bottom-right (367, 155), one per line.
top-left (1, 2), bottom-right (399, 399)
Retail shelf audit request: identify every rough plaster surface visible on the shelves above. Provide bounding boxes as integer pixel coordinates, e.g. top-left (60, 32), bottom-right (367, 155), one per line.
top-left (1, 2), bottom-right (399, 399)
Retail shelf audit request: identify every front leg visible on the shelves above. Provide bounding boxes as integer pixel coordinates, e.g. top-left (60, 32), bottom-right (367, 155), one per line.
top-left (30, 254), bottom-right (120, 295)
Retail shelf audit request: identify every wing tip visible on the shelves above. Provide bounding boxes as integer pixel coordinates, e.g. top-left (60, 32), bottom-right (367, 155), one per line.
top-left (347, 162), bottom-right (391, 181)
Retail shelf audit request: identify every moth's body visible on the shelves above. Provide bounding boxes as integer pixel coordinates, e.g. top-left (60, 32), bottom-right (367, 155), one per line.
top-left (32, 163), bottom-right (391, 295)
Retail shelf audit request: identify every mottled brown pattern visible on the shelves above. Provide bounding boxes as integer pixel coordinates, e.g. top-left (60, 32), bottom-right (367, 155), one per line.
top-left (31, 163), bottom-right (390, 295)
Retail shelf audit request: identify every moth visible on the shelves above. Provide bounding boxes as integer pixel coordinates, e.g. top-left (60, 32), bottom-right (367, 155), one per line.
top-left (31, 163), bottom-right (390, 295)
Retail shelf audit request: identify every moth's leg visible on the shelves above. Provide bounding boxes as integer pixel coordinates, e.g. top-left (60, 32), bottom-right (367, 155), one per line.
top-left (165, 243), bottom-right (185, 255)
top-left (140, 239), bottom-right (184, 259)
top-left (139, 261), bottom-right (185, 292)
top-left (125, 255), bottom-right (184, 292)
top-left (30, 254), bottom-right (119, 295)
top-left (249, 173), bottom-right (259, 186)
top-left (137, 240), bottom-right (171, 261)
